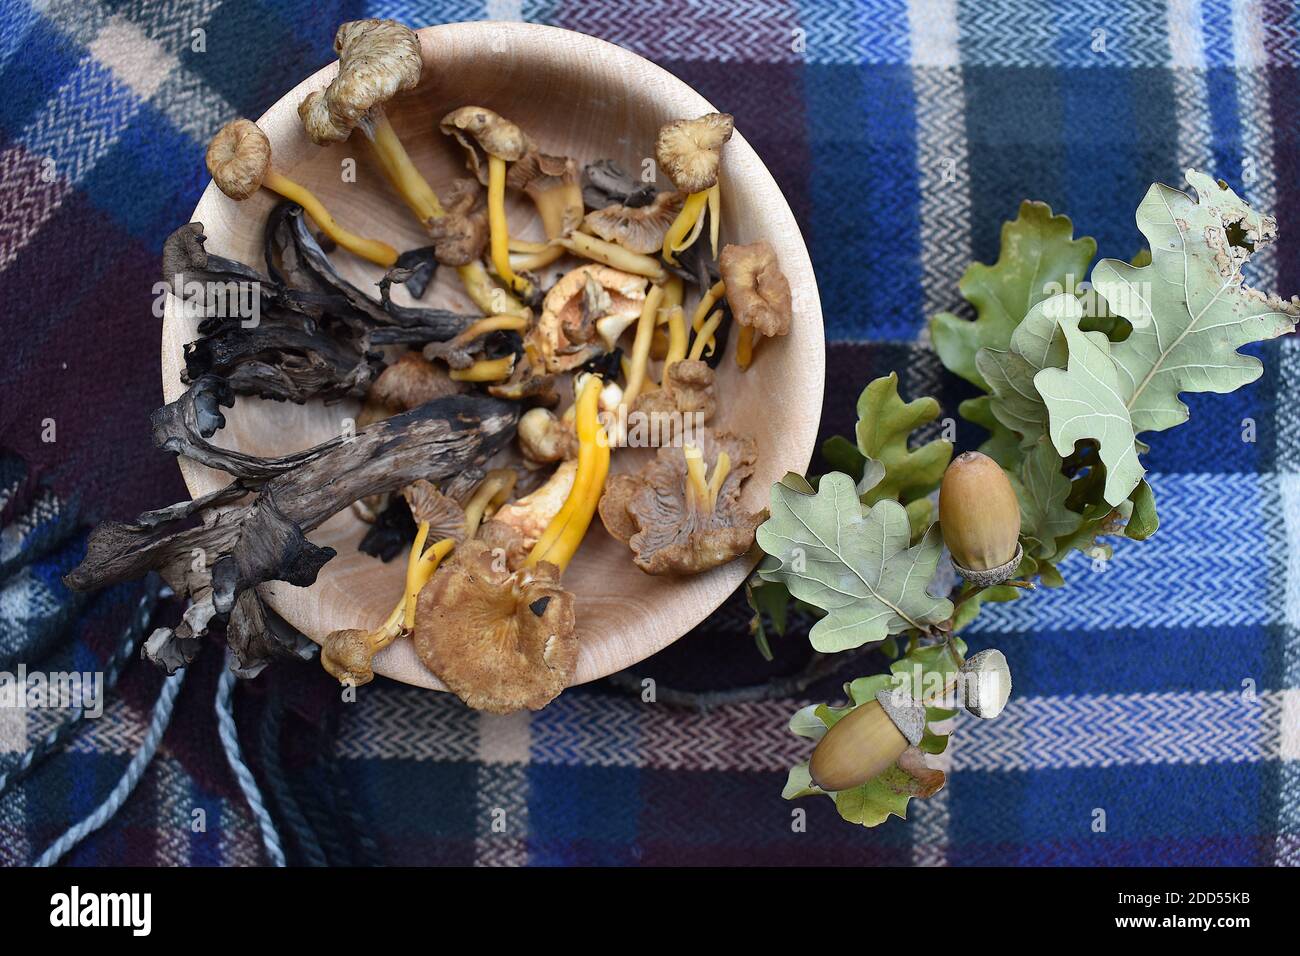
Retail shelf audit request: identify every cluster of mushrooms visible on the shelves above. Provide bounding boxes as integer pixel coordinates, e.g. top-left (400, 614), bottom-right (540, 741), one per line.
top-left (69, 19), bottom-right (794, 714)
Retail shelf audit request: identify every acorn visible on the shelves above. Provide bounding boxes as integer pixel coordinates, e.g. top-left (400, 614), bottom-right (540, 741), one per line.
top-left (938, 451), bottom-right (1023, 587)
top-left (960, 648), bottom-right (1012, 719)
top-left (808, 691), bottom-right (926, 792)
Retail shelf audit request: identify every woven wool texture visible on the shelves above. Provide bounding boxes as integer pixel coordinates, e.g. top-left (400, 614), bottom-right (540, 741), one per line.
top-left (1, 0), bottom-right (1298, 866)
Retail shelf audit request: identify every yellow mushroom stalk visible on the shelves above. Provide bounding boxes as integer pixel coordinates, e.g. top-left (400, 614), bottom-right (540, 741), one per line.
top-left (620, 284), bottom-right (665, 409)
top-left (554, 232), bottom-right (667, 280)
top-left (736, 325), bottom-right (755, 370)
top-left (661, 305), bottom-right (688, 383)
top-left (684, 444), bottom-right (730, 513)
top-left (449, 354), bottom-right (516, 382)
top-left (206, 118), bottom-right (397, 268)
top-left (447, 314), bottom-right (531, 347)
top-left (688, 310), bottom-right (723, 362)
top-left (660, 186), bottom-right (713, 265)
top-left (690, 279), bottom-right (726, 356)
top-left (462, 469), bottom-right (518, 538)
top-left (488, 154), bottom-right (535, 299)
top-left (526, 377), bottom-right (610, 572)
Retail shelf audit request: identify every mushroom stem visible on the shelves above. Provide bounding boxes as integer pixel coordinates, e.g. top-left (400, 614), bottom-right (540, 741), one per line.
top-left (661, 189), bottom-right (710, 265)
top-left (690, 279), bottom-right (726, 355)
top-left (684, 445), bottom-right (730, 514)
top-left (462, 468), bottom-right (518, 538)
top-left (554, 233), bottom-right (666, 280)
top-left (449, 355), bottom-right (516, 382)
top-left (488, 154), bottom-right (535, 299)
top-left (620, 284), bottom-right (665, 409)
top-left (363, 108), bottom-right (444, 223)
top-left (357, 112), bottom-right (527, 317)
top-left (659, 275), bottom-right (684, 322)
top-left (261, 170), bottom-right (398, 267)
top-left (662, 305), bottom-right (688, 383)
top-left (707, 183), bottom-right (721, 257)
top-left (448, 314), bottom-right (531, 347)
top-left (526, 376), bottom-right (609, 572)
top-left (736, 324), bottom-right (756, 370)
top-left (688, 310), bottom-right (723, 362)
top-left (458, 261), bottom-right (528, 318)
top-left (509, 238), bottom-right (549, 254)
top-left (510, 247), bottom-right (566, 272)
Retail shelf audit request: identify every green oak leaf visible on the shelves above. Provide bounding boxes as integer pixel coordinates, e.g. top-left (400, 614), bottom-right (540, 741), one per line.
top-left (1035, 306), bottom-right (1146, 506)
top-left (1092, 170), bottom-right (1299, 435)
top-left (756, 473), bottom-right (953, 653)
top-left (821, 435), bottom-right (866, 480)
top-left (1011, 439), bottom-right (1081, 559)
top-left (930, 200), bottom-right (1097, 391)
top-left (978, 294), bottom-right (1095, 450)
top-left (855, 372), bottom-right (952, 507)
top-left (958, 395), bottom-right (1022, 470)
top-left (1125, 480), bottom-right (1159, 540)
top-left (745, 575), bottom-right (789, 662)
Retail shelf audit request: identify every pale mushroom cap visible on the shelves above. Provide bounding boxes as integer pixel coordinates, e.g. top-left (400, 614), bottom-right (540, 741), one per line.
top-left (527, 264), bottom-right (647, 374)
top-left (584, 191), bottom-right (685, 255)
top-left (402, 480), bottom-right (467, 543)
top-left (206, 119), bottom-right (271, 201)
top-left (298, 18), bottom-right (421, 144)
top-left (368, 353), bottom-right (465, 410)
top-left (424, 178), bottom-right (488, 265)
top-left (719, 240), bottom-right (794, 337)
top-left (440, 106), bottom-right (534, 183)
top-left (655, 112), bottom-right (734, 193)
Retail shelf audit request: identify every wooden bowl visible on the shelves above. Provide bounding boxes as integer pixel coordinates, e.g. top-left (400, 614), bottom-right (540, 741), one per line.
top-left (162, 21), bottom-right (824, 690)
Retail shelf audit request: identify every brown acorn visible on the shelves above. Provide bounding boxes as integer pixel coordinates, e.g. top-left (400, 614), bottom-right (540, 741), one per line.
top-left (938, 451), bottom-right (1022, 586)
top-left (808, 693), bottom-right (925, 792)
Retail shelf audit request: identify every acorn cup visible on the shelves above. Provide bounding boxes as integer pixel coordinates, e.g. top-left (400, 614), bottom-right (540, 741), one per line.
top-left (938, 451), bottom-right (1023, 588)
top-left (808, 691), bottom-right (926, 792)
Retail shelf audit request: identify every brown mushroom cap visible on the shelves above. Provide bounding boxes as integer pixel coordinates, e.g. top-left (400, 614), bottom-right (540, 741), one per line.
top-left (368, 352), bottom-right (467, 411)
top-left (426, 178), bottom-right (488, 266)
top-left (206, 119), bottom-right (271, 201)
top-left (719, 240), bottom-right (793, 337)
top-left (605, 429), bottom-right (763, 575)
top-left (583, 191), bottom-right (685, 255)
top-left (631, 359), bottom-right (717, 425)
top-left (526, 264), bottom-right (646, 374)
top-left (403, 480), bottom-right (467, 543)
top-left (321, 628), bottom-right (375, 686)
top-left (440, 106), bottom-right (534, 184)
top-left (597, 473), bottom-right (642, 544)
top-left (413, 538), bottom-right (577, 712)
top-left (655, 113), bottom-right (734, 193)
top-left (299, 19), bottom-right (422, 144)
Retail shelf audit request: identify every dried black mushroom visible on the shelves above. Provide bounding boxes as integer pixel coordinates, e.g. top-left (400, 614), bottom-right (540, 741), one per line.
top-left (66, 393), bottom-right (519, 674)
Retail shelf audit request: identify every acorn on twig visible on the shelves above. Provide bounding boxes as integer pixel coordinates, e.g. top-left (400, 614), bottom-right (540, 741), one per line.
top-left (808, 691), bottom-right (926, 792)
top-left (938, 451), bottom-right (1023, 588)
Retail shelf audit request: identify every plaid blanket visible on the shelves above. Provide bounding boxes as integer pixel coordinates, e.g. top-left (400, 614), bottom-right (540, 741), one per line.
top-left (1, 0), bottom-right (1297, 867)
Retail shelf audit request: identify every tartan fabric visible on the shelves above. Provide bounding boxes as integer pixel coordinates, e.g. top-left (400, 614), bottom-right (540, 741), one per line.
top-left (0, 0), bottom-right (1297, 866)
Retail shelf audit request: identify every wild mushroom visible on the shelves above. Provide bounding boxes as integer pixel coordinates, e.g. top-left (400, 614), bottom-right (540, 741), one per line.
top-left (518, 407), bottom-right (576, 464)
top-left (425, 178), bottom-right (488, 267)
top-left (584, 190), bottom-right (685, 255)
top-left (440, 106), bottom-right (538, 300)
top-left (206, 118), bottom-right (397, 268)
top-left (413, 538), bottom-right (577, 712)
top-left (554, 231), bottom-right (667, 281)
top-left (523, 375), bottom-right (611, 572)
top-left (321, 468), bottom-right (516, 686)
top-left (527, 264), bottom-right (647, 373)
top-left (480, 457), bottom-right (578, 568)
top-left (423, 312), bottom-right (530, 370)
top-left (598, 429), bottom-right (762, 575)
top-left (356, 352), bottom-right (465, 430)
top-left (618, 283), bottom-right (665, 410)
top-left (718, 241), bottom-right (792, 369)
top-left (655, 112), bottom-right (733, 264)
top-left (321, 479), bottom-right (462, 684)
top-left (507, 152), bottom-right (584, 270)
top-left (632, 359), bottom-right (717, 430)
top-left (299, 20), bottom-right (523, 316)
